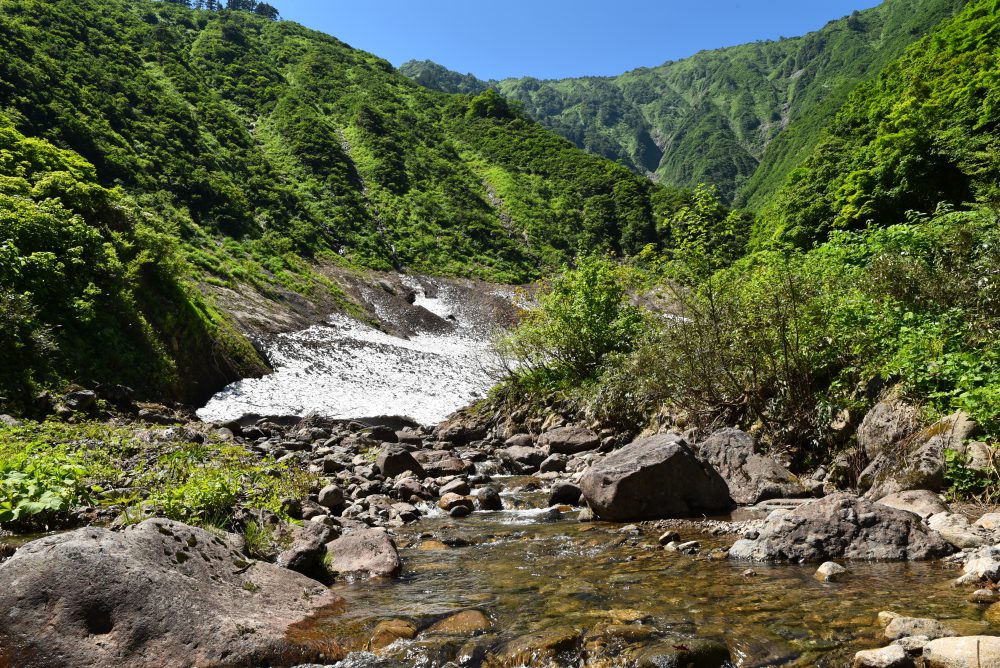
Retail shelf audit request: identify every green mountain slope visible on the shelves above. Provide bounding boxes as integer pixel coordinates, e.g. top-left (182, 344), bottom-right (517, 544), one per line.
top-left (401, 0), bottom-right (967, 206)
top-left (758, 0), bottom-right (1000, 248)
top-left (0, 0), bottom-right (677, 410)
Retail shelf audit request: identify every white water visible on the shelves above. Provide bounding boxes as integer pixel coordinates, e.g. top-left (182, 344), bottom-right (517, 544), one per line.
top-left (197, 282), bottom-right (505, 425)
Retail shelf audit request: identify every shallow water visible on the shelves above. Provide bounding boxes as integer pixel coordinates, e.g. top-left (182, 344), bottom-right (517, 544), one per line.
top-left (304, 490), bottom-right (991, 667)
top-left (198, 280), bottom-right (507, 425)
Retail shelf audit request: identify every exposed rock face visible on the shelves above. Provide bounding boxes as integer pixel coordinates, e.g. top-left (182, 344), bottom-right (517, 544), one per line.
top-left (857, 395), bottom-right (923, 460)
top-left (376, 444), bottom-right (426, 478)
top-left (728, 493), bottom-right (954, 562)
top-left (926, 512), bottom-right (993, 549)
top-left (0, 519), bottom-right (342, 668)
top-left (325, 528), bottom-right (401, 579)
top-left (538, 425), bottom-right (600, 455)
top-left (860, 412), bottom-right (979, 500)
top-left (692, 428), bottom-right (806, 505)
top-left (579, 434), bottom-right (731, 522)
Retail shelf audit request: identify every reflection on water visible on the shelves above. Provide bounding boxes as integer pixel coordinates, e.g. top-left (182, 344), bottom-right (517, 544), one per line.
top-left (304, 501), bottom-right (990, 667)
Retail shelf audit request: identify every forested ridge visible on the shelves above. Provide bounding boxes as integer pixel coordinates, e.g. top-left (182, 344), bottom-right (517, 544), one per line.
top-left (0, 0), bottom-right (684, 410)
top-left (402, 0), bottom-right (968, 207)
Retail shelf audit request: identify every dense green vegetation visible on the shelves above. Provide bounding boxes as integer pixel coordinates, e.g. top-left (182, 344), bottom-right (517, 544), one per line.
top-left (402, 0), bottom-right (968, 206)
top-left (496, 0), bottom-right (1000, 469)
top-left (0, 419), bottom-right (312, 531)
top-left (0, 0), bottom-right (678, 409)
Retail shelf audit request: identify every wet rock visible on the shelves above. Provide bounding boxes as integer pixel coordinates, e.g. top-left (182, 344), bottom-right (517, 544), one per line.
top-left (636, 638), bottom-right (732, 667)
top-left (922, 636), bottom-right (1000, 667)
top-left (876, 490), bottom-right (950, 520)
top-left (882, 613), bottom-right (955, 641)
top-left (539, 453), bottom-right (568, 473)
top-left (475, 485), bottom-right (504, 511)
top-left (815, 561), bottom-right (847, 582)
top-left (580, 434), bottom-right (731, 521)
top-left (538, 425), bottom-right (600, 455)
top-left (394, 477), bottom-right (430, 501)
top-left (852, 645), bottom-right (914, 668)
top-left (369, 619), bottom-right (418, 651)
top-left (499, 445), bottom-right (547, 474)
top-left (424, 610), bottom-right (492, 636)
top-left (857, 394), bottom-right (923, 460)
top-left (861, 412), bottom-right (979, 500)
top-left (317, 484), bottom-right (345, 510)
top-left (927, 512), bottom-right (992, 549)
top-left (658, 531), bottom-right (681, 545)
top-left (439, 493), bottom-right (475, 513)
top-left (376, 444), bottom-right (426, 479)
top-left (549, 482), bottom-right (583, 507)
top-left (728, 494), bottom-right (954, 562)
top-left (450, 505), bottom-right (472, 518)
top-left (969, 589), bottom-right (1000, 605)
top-left (0, 519), bottom-right (342, 668)
top-left (325, 528), bottom-right (401, 579)
top-left (962, 552), bottom-right (1000, 581)
top-left (488, 628), bottom-right (582, 667)
top-left (692, 428), bottom-right (806, 505)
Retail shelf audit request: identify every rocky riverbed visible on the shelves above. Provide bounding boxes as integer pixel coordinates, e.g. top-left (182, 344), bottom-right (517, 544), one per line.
top-left (3, 409), bottom-right (1000, 667)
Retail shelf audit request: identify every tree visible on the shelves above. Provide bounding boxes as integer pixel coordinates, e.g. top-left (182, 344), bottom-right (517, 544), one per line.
top-left (226, 0), bottom-right (256, 11)
top-left (253, 2), bottom-right (279, 20)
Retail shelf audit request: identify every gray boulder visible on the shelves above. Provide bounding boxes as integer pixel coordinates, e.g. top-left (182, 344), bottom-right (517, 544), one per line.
top-left (475, 485), bottom-right (504, 511)
top-left (325, 528), bottom-right (401, 580)
top-left (857, 395), bottom-right (923, 460)
top-left (549, 482), bottom-right (583, 507)
top-left (539, 453), bottom-right (568, 473)
top-left (0, 519), bottom-right (341, 668)
top-left (499, 445), bottom-right (547, 474)
top-left (876, 490), bottom-right (950, 520)
top-left (861, 412), bottom-right (979, 500)
top-left (692, 428), bottom-right (806, 505)
top-left (277, 521), bottom-right (333, 580)
top-left (376, 444), bottom-right (426, 479)
top-left (923, 636), bottom-right (1000, 667)
top-left (579, 434), bottom-right (731, 521)
top-left (538, 425), bottom-right (600, 455)
top-left (413, 450), bottom-right (473, 477)
top-left (728, 493), bottom-right (954, 562)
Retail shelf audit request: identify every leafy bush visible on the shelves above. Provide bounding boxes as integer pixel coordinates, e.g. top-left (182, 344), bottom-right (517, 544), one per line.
top-left (0, 450), bottom-right (94, 531)
top-left (496, 254), bottom-right (647, 390)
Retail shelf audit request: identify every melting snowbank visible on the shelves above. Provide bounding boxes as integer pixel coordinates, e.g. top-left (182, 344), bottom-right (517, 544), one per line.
top-left (197, 279), bottom-right (510, 425)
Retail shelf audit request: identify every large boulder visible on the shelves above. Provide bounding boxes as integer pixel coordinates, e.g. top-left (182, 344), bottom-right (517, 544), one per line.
top-left (728, 493), bottom-right (954, 562)
top-left (923, 636), bottom-right (1000, 667)
top-left (0, 519), bottom-right (343, 668)
top-left (538, 425), bottom-right (600, 455)
top-left (876, 490), bottom-right (950, 520)
top-left (325, 528), bottom-right (401, 579)
top-left (857, 395), bottom-right (923, 460)
top-left (499, 445), bottom-right (547, 474)
top-left (692, 428), bottom-right (806, 505)
top-left (579, 434), bottom-right (731, 521)
top-left (861, 412), bottom-right (979, 500)
top-left (376, 444), bottom-right (426, 479)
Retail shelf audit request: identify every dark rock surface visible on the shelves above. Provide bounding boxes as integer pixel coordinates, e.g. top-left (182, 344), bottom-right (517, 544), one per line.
top-left (0, 519), bottom-right (342, 668)
top-left (692, 428), bottom-right (806, 505)
top-left (580, 434), bottom-right (731, 521)
top-left (728, 493), bottom-right (954, 562)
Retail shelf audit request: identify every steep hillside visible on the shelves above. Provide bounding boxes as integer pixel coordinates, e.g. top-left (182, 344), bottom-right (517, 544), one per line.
top-left (0, 0), bottom-right (676, 411)
top-left (401, 0), bottom-right (967, 206)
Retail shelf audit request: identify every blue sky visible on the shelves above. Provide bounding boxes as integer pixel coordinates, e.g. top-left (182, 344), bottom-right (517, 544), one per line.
top-left (274, 1), bottom-right (884, 81)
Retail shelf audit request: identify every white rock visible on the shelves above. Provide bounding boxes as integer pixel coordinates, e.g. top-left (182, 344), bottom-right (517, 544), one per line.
top-left (852, 644), bottom-right (913, 668)
top-left (963, 556), bottom-right (1000, 582)
top-left (815, 561), bottom-right (848, 582)
top-left (923, 636), bottom-right (1000, 667)
top-left (975, 513), bottom-right (1000, 530)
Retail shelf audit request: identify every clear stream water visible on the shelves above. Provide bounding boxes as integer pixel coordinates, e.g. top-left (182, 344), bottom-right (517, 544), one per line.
top-left (292, 481), bottom-right (990, 667)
